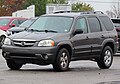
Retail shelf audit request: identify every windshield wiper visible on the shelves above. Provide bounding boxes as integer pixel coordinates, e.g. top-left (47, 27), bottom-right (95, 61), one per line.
top-left (44, 30), bottom-right (58, 33)
top-left (28, 29), bottom-right (58, 33)
top-left (28, 29), bottom-right (44, 32)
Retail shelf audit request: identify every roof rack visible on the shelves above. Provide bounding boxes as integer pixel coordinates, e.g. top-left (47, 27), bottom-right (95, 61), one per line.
top-left (53, 10), bottom-right (71, 14)
top-left (53, 11), bottom-right (104, 14)
top-left (81, 11), bottom-right (104, 14)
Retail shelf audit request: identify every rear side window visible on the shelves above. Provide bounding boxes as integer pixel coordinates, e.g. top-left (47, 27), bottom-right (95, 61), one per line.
top-left (99, 16), bottom-right (114, 31)
top-left (88, 17), bottom-right (101, 32)
top-left (12, 20), bottom-right (19, 26)
top-left (19, 19), bottom-right (27, 24)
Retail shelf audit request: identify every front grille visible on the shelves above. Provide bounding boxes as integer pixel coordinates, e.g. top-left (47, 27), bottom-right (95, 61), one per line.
top-left (10, 53), bottom-right (35, 57)
top-left (13, 39), bottom-right (36, 47)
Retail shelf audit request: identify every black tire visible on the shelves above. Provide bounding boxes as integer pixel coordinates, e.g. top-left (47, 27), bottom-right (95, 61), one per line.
top-left (6, 60), bottom-right (22, 70)
top-left (97, 46), bottom-right (113, 69)
top-left (0, 36), bottom-right (5, 48)
top-left (53, 48), bottom-right (70, 72)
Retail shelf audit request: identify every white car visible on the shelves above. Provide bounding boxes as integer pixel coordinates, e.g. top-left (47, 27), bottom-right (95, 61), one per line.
top-left (0, 29), bottom-right (7, 47)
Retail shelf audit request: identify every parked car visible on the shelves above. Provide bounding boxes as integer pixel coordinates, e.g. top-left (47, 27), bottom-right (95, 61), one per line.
top-left (0, 16), bottom-right (27, 31)
top-left (2, 11), bottom-right (118, 71)
top-left (111, 18), bottom-right (120, 49)
top-left (0, 29), bottom-right (7, 47)
top-left (7, 17), bottom-right (37, 36)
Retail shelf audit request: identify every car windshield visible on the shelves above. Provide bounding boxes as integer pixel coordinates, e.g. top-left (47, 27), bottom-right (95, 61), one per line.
top-left (0, 18), bottom-right (10, 26)
top-left (29, 16), bottom-right (73, 33)
top-left (19, 19), bottom-right (36, 28)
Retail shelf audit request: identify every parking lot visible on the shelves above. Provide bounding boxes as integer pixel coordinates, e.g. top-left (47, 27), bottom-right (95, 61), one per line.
top-left (0, 49), bottom-right (120, 84)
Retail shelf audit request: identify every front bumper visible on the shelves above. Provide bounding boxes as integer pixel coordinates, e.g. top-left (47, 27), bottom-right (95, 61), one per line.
top-left (2, 45), bottom-right (58, 65)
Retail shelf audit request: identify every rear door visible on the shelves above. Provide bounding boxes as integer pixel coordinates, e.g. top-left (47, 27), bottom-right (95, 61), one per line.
top-left (87, 16), bottom-right (103, 56)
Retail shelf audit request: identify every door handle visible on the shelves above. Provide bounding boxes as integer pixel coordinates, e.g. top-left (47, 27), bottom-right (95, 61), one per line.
top-left (101, 35), bottom-right (105, 38)
top-left (86, 36), bottom-right (89, 40)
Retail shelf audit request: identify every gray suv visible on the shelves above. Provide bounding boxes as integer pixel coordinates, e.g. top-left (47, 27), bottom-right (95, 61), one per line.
top-left (2, 11), bottom-right (119, 71)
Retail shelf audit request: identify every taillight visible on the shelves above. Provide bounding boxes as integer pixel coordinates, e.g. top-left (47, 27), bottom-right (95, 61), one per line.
top-left (115, 33), bottom-right (119, 48)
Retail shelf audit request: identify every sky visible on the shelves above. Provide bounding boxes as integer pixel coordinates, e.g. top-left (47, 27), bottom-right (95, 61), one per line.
top-left (68, 0), bottom-right (119, 13)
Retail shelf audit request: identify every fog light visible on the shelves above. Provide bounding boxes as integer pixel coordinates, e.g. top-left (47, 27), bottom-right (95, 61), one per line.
top-left (2, 52), bottom-right (10, 57)
top-left (35, 54), bottom-right (48, 60)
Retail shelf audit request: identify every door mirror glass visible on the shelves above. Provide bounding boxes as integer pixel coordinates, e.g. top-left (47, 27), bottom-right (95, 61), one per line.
top-left (10, 24), bottom-right (16, 27)
top-left (74, 29), bottom-right (83, 35)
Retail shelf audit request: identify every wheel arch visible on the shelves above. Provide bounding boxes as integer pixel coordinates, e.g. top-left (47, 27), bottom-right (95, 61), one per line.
top-left (0, 35), bottom-right (6, 38)
top-left (102, 40), bottom-right (115, 54)
top-left (57, 42), bottom-right (73, 59)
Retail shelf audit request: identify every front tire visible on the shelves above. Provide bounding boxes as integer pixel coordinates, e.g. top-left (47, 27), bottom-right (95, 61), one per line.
top-left (53, 48), bottom-right (70, 72)
top-left (97, 46), bottom-right (113, 69)
top-left (6, 60), bottom-right (22, 70)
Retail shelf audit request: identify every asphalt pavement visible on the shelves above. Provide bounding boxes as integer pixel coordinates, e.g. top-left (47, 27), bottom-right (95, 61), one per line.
top-left (0, 49), bottom-right (120, 84)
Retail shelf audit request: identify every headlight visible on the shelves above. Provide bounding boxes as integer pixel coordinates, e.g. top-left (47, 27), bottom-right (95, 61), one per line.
top-left (4, 38), bottom-right (11, 45)
top-left (38, 40), bottom-right (54, 47)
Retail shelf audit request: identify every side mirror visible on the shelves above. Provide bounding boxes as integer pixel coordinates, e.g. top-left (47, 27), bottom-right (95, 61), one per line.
top-left (10, 24), bottom-right (16, 27)
top-left (74, 29), bottom-right (83, 35)
top-left (24, 27), bottom-right (28, 31)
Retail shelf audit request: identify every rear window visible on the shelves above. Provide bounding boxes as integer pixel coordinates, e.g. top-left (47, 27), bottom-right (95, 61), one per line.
top-left (99, 16), bottom-right (114, 31)
top-left (19, 19), bottom-right (27, 24)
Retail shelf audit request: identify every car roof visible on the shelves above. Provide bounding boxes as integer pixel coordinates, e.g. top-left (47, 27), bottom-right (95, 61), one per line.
top-left (29, 17), bottom-right (38, 20)
top-left (0, 16), bottom-right (27, 19)
top-left (111, 18), bottom-right (120, 20)
top-left (42, 11), bottom-right (106, 17)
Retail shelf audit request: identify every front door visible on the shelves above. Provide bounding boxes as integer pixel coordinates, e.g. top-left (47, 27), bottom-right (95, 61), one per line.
top-left (71, 17), bottom-right (91, 59)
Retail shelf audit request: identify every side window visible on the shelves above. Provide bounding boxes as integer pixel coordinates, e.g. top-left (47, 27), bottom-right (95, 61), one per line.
top-left (75, 18), bottom-right (88, 33)
top-left (88, 17), bottom-right (101, 32)
top-left (99, 16), bottom-right (114, 31)
top-left (19, 19), bottom-right (27, 25)
top-left (11, 20), bottom-right (19, 26)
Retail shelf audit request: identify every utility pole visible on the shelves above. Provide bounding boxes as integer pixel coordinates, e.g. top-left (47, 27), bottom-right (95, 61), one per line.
top-left (118, 0), bottom-right (120, 17)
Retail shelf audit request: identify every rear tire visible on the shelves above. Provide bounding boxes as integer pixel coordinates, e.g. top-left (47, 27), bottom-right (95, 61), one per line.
top-left (97, 46), bottom-right (113, 69)
top-left (6, 60), bottom-right (22, 70)
top-left (53, 48), bottom-right (70, 72)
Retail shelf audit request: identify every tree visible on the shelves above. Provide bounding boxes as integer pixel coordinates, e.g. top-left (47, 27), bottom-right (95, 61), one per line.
top-left (48, 0), bottom-right (67, 4)
top-left (0, 0), bottom-right (24, 16)
top-left (23, 0), bottom-right (48, 16)
top-left (106, 5), bottom-right (120, 18)
top-left (106, 10), bottom-right (116, 18)
top-left (72, 2), bottom-right (94, 12)
top-left (23, 0), bottom-right (67, 16)
top-left (0, 0), bottom-right (5, 16)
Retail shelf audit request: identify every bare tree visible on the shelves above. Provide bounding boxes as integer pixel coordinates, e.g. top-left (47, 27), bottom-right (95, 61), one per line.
top-left (106, 5), bottom-right (120, 18)
top-left (106, 10), bottom-right (116, 18)
top-left (112, 5), bottom-right (120, 17)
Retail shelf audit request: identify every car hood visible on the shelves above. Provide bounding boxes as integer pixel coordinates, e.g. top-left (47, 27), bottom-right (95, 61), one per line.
top-left (9, 31), bottom-right (70, 42)
top-left (0, 26), bottom-right (8, 31)
top-left (8, 27), bottom-right (26, 32)
top-left (0, 29), bottom-right (7, 36)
